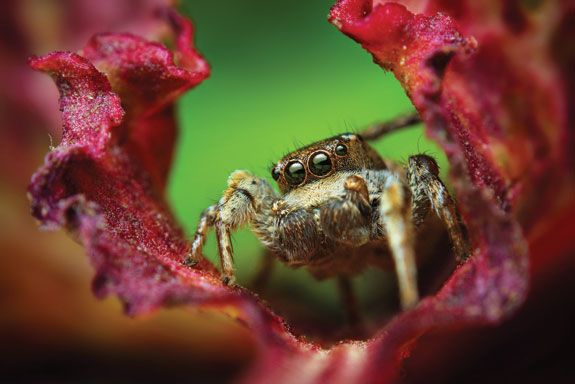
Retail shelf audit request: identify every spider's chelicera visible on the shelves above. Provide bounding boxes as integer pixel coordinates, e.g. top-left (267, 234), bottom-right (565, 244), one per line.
top-left (185, 114), bottom-right (468, 314)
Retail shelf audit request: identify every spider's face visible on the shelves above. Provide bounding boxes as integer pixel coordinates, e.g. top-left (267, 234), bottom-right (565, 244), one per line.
top-left (271, 133), bottom-right (387, 193)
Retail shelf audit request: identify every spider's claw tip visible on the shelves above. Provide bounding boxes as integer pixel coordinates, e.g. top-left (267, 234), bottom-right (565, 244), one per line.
top-left (221, 275), bottom-right (236, 286)
top-left (183, 255), bottom-right (199, 267)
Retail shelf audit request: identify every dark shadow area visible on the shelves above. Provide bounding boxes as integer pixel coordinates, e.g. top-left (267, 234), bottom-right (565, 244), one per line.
top-left (0, 341), bottom-right (249, 384)
top-left (403, 249), bottom-right (575, 384)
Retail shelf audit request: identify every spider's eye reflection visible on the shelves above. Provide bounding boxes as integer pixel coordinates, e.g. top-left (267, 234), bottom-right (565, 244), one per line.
top-left (285, 161), bottom-right (306, 185)
top-left (271, 167), bottom-right (281, 181)
top-left (335, 144), bottom-right (348, 156)
top-left (309, 152), bottom-right (332, 176)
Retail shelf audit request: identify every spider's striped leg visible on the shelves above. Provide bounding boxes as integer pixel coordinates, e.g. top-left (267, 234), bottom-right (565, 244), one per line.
top-left (379, 176), bottom-right (419, 309)
top-left (184, 204), bottom-right (217, 267)
top-left (183, 203), bottom-right (236, 284)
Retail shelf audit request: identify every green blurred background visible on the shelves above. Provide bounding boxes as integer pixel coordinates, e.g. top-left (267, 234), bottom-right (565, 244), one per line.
top-left (170, 1), bottom-right (447, 318)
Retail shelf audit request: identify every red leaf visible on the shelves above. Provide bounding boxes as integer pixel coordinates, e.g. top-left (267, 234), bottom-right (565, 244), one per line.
top-left (28, 12), bottom-right (300, 362)
top-left (27, 2), bottom-right (575, 383)
top-left (27, 10), bottom-right (220, 312)
top-left (325, 0), bottom-right (575, 381)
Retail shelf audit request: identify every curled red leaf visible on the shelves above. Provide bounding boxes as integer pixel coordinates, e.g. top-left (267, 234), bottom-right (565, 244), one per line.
top-left (28, 10), bottom-right (300, 358)
top-left (27, 10), bottom-right (225, 310)
top-left (325, 0), bottom-right (575, 381)
top-left (28, 2), bottom-right (575, 383)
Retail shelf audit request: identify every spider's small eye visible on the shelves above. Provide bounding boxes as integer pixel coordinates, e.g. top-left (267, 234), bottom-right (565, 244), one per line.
top-left (285, 161), bottom-right (306, 185)
top-left (308, 151), bottom-right (332, 176)
top-left (335, 144), bottom-right (348, 156)
top-left (271, 167), bottom-right (281, 181)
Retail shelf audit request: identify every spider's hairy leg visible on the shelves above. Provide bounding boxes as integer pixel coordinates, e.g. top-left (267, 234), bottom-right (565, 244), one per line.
top-left (358, 112), bottom-right (421, 141)
top-left (185, 170), bottom-right (278, 285)
top-left (215, 220), bottom-right (235, 284)
top-left (319, 175), bottom-right (372, 245)
top-left (184, 204), bottom-right (217, 267)
top-left (408, 155), bottom-right (469, 261)
top-left (380, 176), bottom-right (419, 309)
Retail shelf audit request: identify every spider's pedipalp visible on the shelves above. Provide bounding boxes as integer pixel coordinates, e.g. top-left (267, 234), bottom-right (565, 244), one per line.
top-left (319, 174), bottom-right (372, 245)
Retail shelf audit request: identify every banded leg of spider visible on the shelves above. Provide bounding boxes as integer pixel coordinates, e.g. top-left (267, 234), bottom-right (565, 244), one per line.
top-left (183, 204), bottom-right (236, 283)
top-left (380, 176), bottom-right (419, 309)
top-left (408, 155), bottom-right (469, 261)
top-left (215, 220), bottom-right (235, 284)
top-left (358, 111), bottom-right (421, 141)
top-left (184, 204), bottom-right (217, 267)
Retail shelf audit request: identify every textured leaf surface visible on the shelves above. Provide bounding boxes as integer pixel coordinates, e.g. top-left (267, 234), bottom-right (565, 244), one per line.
top-left (28, 2), bottom-right (575, 383)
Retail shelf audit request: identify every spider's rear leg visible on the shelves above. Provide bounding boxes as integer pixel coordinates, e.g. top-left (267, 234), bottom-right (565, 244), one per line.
top-left (337, 275), bottom-right (362, 329)
top-left (408, 155), bottom-right (469, 262)
top-left (359, 112), bottom-right (421, 141)
top-left (250, 249), bottom-right (275, 292)
top-left (380, 177), bottom-right (419, 309)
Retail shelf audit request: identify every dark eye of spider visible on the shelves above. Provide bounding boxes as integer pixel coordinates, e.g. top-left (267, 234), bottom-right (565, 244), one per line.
top-left (335, 144), bottom-right (348, 156)
top-left (285, 161), bottom-right (306, 185)
top-left (308, 152), bottom-right (332, 176)
top-left (271, 167), bottom-right (281, 181)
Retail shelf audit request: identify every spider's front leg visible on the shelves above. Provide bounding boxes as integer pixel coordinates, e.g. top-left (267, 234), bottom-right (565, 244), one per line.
top-left (184, 170), bottom-right (277, 284)
top-left (379, 175), bottom-right (419, 309)
top-left (407, 155), bottom-right (469, 261)
top-left (184, 204), bottom-right (217, 267)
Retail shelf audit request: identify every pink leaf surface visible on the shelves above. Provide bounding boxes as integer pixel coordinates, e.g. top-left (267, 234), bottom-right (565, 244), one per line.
top-left (0, 0), bottom-right (172, 187)
top-left (28, 10), bottom-right (299, 356)
top-left (27, 2), bottom-right (575, 383)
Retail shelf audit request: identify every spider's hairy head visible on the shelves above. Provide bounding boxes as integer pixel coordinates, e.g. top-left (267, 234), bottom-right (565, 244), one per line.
top-left (271, 133), bottom-right (386, 193)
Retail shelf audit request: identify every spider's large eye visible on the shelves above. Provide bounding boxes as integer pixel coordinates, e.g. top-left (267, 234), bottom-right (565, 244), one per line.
top-left (308, 151), bottom-right (332, 176)
top-left (285, 161), bottom-right (306, 185)
top-left (335, 143), bottom-right (348, 156)
top-left (271, 167), bottom-right (281, 181)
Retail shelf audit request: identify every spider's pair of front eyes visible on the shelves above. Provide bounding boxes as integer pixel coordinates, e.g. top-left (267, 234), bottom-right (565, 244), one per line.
top-left (272, 143), bottom-right (349, 186)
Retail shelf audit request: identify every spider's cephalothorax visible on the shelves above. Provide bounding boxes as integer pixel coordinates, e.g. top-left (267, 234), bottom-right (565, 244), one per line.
top-left (185, 114), bottom-right (468, 312)
top-left (271, 133), bottom-right (386, 193)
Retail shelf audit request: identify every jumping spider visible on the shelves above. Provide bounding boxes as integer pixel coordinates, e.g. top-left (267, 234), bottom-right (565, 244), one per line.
top-left (185, 113), bottom-right (468, 316)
